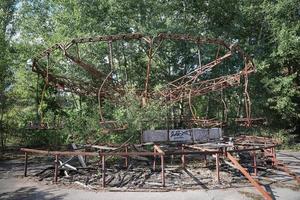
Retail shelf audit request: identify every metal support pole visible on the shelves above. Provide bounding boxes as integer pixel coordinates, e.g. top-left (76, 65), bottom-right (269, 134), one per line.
top-left (216, 153), bottom-right (220, 184)
top-left (125, 146), bottom-right (128, 168)
top-left (204, 155), bottom-right (208, 167)
top-left (153, 148), bottom-right (156, 171)
top-left (253, 151), bottom-right (257, 176)
top-left (24, 152), bottom-right (28, 177)
top-left (161, 155), bottom-right (165, 187)
top-left (272, 147), bottom-right (276, 166)
top-left (84, 148), bottom-right (87, 164)
top-left (102, 155), bottom-right (106, 188)
top-left (54, 154), bottom-right (59, 183)
top-left (181, 145), bottom-right (185, 168)
top-left (226, 152), bottom-right (272, 200)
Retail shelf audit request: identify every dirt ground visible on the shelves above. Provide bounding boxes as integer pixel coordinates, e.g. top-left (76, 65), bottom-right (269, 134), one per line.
top-left (0, 150), bottom-right (299, 200)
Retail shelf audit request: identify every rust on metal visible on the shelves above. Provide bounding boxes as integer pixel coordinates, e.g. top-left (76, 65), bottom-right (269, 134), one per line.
top-left (225, 152), bottom-right (273, 200)
top-left (31, 33), bottom-right (257, 130)
top-left (24, 152), bottom-right (28, 177)
top-left (54, 154), bottom-right (59, 183)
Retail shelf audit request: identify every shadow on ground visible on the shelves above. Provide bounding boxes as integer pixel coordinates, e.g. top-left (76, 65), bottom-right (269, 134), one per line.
top-left (0, 187), bottom-right (66, 200)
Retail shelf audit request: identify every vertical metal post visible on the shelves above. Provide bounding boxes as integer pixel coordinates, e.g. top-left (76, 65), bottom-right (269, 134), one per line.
top-left (153, 148), bottom-right (156, 171)
top-left (226, 152), bottom-right (272, 200)
top-left (272, 147), bottom-right (276, 166)
top-left (24, 152), bottom-right (28, 177)
top-left (84, 148), bottom-right (87, 164)
top-left (161, 155), bottom-right (165, 187)
top-left (54, 154), bottom-right (59, 183)
top-left (125, 146), bottom-right (128, 168)
top-left (102, 155), bottom-right (106, 188)
top-left (204, 155), bottom-right (208, 167)
top-left (216, 153), bottom-right (220, 184)
top-left (253, 151), bottom-right (257, 176)
top-left (181, 145), bottom-right (185, 168)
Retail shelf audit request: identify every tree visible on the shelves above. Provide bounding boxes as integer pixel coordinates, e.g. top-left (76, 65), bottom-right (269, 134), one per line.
top-left (0, 0), bottom-right (17, 150)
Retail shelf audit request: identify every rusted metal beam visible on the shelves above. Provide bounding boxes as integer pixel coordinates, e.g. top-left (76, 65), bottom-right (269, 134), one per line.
top-left (253, 151), bottom-right (257, 176)
top-left (154, 145), bottom-right (165, 155)
top-left (24, 152), bottom-right (28, 177)
top-left (125, 146), bottom-right (128, 168)
top-left (181, 145), bottom-right (186, 168)
top-left (99, 151), bottom-right (161, 156)
top-left (102, 155), bottom-right (106, 188)
top-left (71, 33), bottom-right (144, 44)
top-left (153, 148), bottom-right (157, 171)
top-left (21, 144), bottom-right (278, 158)
top-left (21, 148), bottom-right (98, 156)
top-left (161, 155), bottom-right (165, 187)
top-left (216, 153), bottom-right (220, 184)
top-left (226, 152), bottom-right (272, 200)
top-left (64, 51), bottom-right (105, 80)
top-left (54, 154), bottom-right (59, 183)
top-left (204, 155), bottom-right (208, 167)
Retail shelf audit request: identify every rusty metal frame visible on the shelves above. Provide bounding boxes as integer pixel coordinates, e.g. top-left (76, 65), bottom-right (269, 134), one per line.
top-left (21, 135), bottom-right (300, 199)
top-left (31, 33), bottom-right (257, 129)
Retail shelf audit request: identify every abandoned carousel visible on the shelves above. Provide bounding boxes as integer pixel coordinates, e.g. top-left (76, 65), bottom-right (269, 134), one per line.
top-left (21, 33), bottom-right (299, 200)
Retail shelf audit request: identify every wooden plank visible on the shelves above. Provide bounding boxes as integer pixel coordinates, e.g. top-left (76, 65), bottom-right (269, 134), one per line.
top-left (226, 152), bottom-right (272, 200)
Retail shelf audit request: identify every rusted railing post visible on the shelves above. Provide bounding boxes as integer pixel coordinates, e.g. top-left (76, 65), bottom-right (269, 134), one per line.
top-left (54, 154), bottom-right (59, 183)
top-left (84, 147), bottom-right (87, 164)
top-left (215, 153), bottom-right (220, 184)
top-left (125, 146), bottom-right (128, 168)
top-left (204, 155), bottom-right (208, 167)
top-left (253, 151), bottom-right (257, 176)
top-left (153, 148), bottom-right (156, 171)
top-left (181, 145), bottom-right (185, 168)
top-left (226, 152), bottom-right (272, 200)
top-left (102, 155), bottom-right (106, 188)
top-left (272, 147), bottom-right (276, 166)
top-left (161, 155), bottom-right (165, 187)
top-left (24, 152), bottom-right (28, 177)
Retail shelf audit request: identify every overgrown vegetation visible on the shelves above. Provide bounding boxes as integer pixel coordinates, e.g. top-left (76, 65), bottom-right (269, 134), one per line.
top-left (0, 0), bottom-right (299, 149)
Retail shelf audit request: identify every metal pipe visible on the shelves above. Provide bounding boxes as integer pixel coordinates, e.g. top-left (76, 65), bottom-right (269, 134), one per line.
top-left (216, 153), bottom-right (220, 184)
top-left (102, 155), bottom-right (106, 188)
top-left (24, 152), bottom-right (28, 177)
top-left (181, 145), bottom-right (185, 168)
top-left (125, 146), bottom-right (128, 168)
top-left (161, 155), bottom-right (165, 187)
top-left (226, 152), bottom-right (272, 200)
top-left (54, 154), bottom-right (59, 183)
top-left (153, 148), bottom-right (156, 171)
top-left (253, 151), bottom-right (257, 176)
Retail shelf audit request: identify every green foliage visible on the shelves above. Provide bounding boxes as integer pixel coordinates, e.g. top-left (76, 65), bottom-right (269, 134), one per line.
top-left (105, 84), bottom-right (170, 143)
top-left (0, 0), bottom-right (299, 148)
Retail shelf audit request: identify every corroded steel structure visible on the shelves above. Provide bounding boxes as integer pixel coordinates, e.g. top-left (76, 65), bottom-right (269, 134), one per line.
top-left (31, 33), bottom-right (257, 129)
